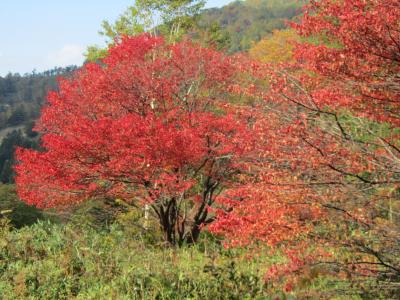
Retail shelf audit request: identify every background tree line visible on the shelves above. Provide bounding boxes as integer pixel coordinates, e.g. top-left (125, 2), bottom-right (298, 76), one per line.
top-left (0, 67), bottom-right (77, 183)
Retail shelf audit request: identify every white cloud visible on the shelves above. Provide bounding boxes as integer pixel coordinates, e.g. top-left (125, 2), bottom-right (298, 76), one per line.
top-left (46, 44), bottom-right (85, 68)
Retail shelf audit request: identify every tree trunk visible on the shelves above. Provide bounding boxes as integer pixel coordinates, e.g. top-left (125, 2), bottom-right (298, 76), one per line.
top-left (151, 179), bottom-right (219, 246)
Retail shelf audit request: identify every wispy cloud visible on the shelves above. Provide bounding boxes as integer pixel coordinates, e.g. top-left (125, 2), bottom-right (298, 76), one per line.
top-left (46, 44), bottom-right (85, 68)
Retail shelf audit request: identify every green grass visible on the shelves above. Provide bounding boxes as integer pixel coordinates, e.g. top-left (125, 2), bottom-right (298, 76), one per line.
top-left (0, 185), bottom-right (385, 299)
top-left (0, 220), bottom-right (284, 300)
top-left (0, 218), bottom-right (375, 299)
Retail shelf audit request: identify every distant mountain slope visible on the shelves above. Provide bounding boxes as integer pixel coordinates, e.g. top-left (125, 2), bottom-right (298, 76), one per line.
top-left (199, 0), bottom-right (302, 53)
top-left (0, 66), bottom-right (77, 131)
top-left (0, 66), bottom-right (77, 183)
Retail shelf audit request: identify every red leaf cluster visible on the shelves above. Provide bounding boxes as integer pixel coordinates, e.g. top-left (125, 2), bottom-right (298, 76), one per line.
top-left (15, 34), bottom-right (254, 211)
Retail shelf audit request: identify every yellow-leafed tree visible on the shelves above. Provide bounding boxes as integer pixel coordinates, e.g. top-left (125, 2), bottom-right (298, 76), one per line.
top-left (249, 29), bottom-right (299, 64)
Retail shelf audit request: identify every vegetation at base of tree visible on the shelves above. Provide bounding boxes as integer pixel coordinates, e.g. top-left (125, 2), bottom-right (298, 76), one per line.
top-left (0, 220), bottom-right (268, 299)
top-left (0, 215), bottom-right (383, 300)
top-left (0, 184), bottom-right (44, 228)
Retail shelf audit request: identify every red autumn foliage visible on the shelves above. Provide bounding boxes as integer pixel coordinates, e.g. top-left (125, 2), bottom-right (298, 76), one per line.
top-left (288, 2), bottom-right (400, 291)
top-left (14, 0), bottom-right (400, 295)
top-left (293, 0), bottom-right (400, 124)
top-left (15, 34), bottom-right (257, 245)
top-left (210, 0), bottom-right (400, 294)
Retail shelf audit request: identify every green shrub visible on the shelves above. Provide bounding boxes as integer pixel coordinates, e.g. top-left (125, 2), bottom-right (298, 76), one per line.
top-left (0, 184), bottom-right (45, 228)
top-left (0, 221), bottom-right (278, 299)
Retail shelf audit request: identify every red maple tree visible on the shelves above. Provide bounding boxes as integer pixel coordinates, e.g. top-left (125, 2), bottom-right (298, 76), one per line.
top-left (211, 0), bottom-right (400, 294)
top-left (15, 34), bottom-right (257, 245)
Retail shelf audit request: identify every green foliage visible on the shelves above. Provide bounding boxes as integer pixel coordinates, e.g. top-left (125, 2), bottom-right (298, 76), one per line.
top-left (68, 199), bottom-right (124, 229)
top-left (199, 0), bottom-right (302, 53)
top-left (0, 67), bottom-right (76, 183)
top-left (0, 221), bottom-right (277, 299)
top-left (86, 0), bottom-right (302, 61)
top-left (0, 130), bottom-right (39, 183)
top-left (336, 112), bottom-right (400, 145)
top-left (86, 0), bottom-right (205, 61)
top-left (0, 184), bottom-right (44, 228)
top-left (190, 22), bottom-right (232, 51)
top-left (0, 194), bottom-right (381, 299)
top-left (0, 67), bottom-right (77, 130)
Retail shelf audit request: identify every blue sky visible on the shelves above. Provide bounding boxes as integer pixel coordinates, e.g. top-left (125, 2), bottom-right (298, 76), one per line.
top-left (0, 0), bottom-right (232, 76)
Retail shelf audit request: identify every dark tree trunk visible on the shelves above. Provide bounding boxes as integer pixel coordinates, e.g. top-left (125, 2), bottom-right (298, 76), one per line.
top-left (151, 178), bottom-right (219, 247)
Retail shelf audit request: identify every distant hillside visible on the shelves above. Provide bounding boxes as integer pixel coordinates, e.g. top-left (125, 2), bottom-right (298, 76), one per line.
top-left (199, 0), bottom-right (302, 53)
top-left (0, 66), bottom-right (77, 183)
top-left (0, 66), bottom-right (77, 131)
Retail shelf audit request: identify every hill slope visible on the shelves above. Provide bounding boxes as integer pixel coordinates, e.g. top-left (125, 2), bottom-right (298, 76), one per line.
top-left (199, 0), bottom-right (302, 53)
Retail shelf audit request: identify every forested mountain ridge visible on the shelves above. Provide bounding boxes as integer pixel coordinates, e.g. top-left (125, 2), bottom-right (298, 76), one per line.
top-left (199, 0), bottom-right (302, 53)
top-left (0, 66), bottom-right (77, 131)
top-left (0, 66), bottom-right (77, 183)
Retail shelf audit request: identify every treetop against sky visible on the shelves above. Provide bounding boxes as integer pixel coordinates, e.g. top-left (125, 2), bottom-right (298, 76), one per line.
top-left (0, 0), bottom-right (231, 76)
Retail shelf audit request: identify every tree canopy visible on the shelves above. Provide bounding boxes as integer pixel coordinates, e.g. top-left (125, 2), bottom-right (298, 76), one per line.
top-left (16, 34), bottom-right (258, 245)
